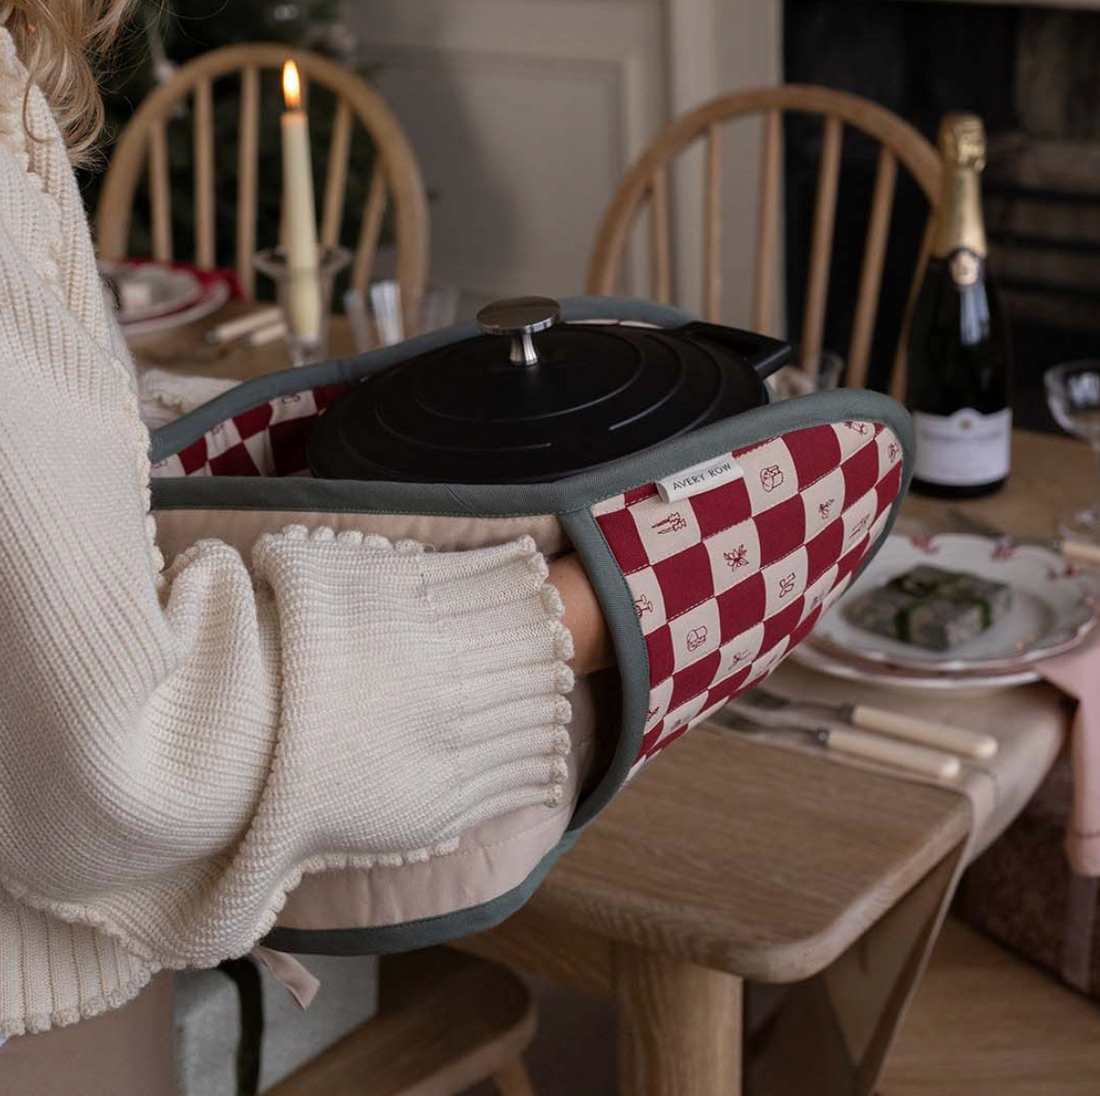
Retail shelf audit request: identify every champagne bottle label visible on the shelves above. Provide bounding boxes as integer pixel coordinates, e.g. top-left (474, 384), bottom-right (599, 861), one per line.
top-left (913, 407), bottom-right (1011, 487)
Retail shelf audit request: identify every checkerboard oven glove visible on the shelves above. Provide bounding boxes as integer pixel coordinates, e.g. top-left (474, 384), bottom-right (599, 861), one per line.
top-left (0, 26), bottom-right (572, 1038)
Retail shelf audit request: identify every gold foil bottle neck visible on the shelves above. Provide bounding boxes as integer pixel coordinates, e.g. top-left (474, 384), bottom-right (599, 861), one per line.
top-left (938, 113), bottom-right (987, 172)
top-left (933, 112), bottom-right (989, 260)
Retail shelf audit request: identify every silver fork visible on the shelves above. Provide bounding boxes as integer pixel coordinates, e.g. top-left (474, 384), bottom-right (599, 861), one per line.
top-left (741, 688), bottom-right (997, 759)
top-left (711, 706), bottom-right (961, 780)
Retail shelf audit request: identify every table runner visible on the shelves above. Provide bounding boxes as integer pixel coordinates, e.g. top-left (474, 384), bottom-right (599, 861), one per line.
top-left (743, 661), bottom-right (1065, 863)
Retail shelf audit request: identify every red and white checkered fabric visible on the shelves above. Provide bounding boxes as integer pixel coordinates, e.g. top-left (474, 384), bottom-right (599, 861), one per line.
top-left (592, 420), bottom-right (904, 779)
top-left (151, 387), bottom-right (903, 781)
top-left (150, 382), bottom-right (354, 479)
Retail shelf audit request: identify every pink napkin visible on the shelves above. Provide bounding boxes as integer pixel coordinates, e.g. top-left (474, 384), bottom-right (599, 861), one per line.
top-left (1038, 632), bottom-right (1100, 875)
top-left (1034, 637), bottom-right (1100, 990)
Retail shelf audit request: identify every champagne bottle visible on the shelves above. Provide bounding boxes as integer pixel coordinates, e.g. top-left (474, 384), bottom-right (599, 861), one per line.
top-left (906, 113), bottom-right (1013, 498)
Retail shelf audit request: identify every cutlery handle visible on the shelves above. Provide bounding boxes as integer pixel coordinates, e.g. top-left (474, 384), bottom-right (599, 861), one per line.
top-left (206, 306), bottom-right (282, 344)
top-left (851, 705), bottom-right (998, 760)
top-left (1061, 537), bottom-right (1100, 570)
top-left (827, 727), bottom-right (962, 780)
top-left (245, 320), bottom-right (289, 348)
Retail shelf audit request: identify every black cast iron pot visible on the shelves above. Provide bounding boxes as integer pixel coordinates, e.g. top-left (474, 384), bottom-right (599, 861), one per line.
top-left (308, 296), bottom-right (791, 484)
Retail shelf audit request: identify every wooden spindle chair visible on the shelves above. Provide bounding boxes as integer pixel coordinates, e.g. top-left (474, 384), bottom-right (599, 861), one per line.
top-left (96, 44), bottom-right (429, 310)
top-left (587, 85), bottom-right (941, 395)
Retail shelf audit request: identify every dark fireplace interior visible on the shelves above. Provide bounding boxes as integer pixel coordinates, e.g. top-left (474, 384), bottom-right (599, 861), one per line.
top-left (784, 0), bottom-right (1100, 431)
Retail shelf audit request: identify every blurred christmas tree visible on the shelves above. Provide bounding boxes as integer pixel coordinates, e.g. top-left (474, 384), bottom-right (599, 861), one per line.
top-left (83, 0), bottom-right (380, 277)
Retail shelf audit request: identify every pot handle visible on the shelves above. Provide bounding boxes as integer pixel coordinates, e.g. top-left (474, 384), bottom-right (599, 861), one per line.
top-left (677, 321), bottom-right (792, 382)
top-left (477, 296), bottom-right (561, 367)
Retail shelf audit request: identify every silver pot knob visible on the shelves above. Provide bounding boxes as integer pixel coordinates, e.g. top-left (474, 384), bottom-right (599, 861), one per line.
top-left (476, 296), bottom-right (561, 367)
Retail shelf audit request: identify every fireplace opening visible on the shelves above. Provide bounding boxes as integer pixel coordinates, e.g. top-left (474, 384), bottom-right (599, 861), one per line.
top-left (784, 0), bottom-right (1100, 432)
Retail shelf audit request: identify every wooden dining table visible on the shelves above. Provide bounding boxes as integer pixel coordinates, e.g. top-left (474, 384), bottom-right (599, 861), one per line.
top-left (134, 306), bottom-right (1088, 1096)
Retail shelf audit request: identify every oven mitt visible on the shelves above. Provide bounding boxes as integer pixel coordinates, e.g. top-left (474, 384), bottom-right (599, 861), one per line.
top-left (567, 412), bottom-right (906, 817)
top-left (148, 296), bottom-right (913, 951)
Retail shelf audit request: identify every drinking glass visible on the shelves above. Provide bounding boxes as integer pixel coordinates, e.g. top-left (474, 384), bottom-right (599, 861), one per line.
top-left (1045, 360), bottom-right (1100, 541)
top-left (766, 351), bottom-right (844, 401)
top-left (343, 282), bottom-right (464, 352)
top-left (409, 283), bottom-right (461, 336)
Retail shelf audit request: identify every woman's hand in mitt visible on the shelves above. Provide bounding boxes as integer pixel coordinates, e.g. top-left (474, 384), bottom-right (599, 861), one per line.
top-left (549, 552), bottom-right (614, 676)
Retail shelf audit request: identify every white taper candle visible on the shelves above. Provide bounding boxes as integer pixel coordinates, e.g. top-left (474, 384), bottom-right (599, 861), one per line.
top-left (281, 60), bottom-right (321, 342)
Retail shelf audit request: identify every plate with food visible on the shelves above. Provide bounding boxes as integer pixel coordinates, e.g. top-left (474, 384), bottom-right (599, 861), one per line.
top-left (805, 532), bottom-right (1099, 676)
top-left (791, 633), bottom-right (1043, 691)
top-left (100, 260), bottom-right (205, 325)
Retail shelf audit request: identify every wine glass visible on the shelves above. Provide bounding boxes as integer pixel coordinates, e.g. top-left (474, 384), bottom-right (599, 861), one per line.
top-left (253, 246), bottom-right (352, 366)
top-left (766, 351), bottom-right (844, 401)
top-left (342, 282), bottom-right (464, 353)
top-left (1045, 361), bottom-right (1100, 541)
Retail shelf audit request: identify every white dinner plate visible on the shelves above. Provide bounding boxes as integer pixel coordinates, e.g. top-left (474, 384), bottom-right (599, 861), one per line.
top-left (790, 634), bottom-right (1042, 691)
top-left (100, 261), bottom-right (205, 325)
top-left (807, 532), bottom-right (1099, 676)
top-left (120, 279), bottom-right (232, 341)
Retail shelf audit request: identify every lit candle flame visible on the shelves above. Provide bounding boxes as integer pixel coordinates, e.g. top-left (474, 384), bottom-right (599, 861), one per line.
top-left (282, 60), bottom-right (302, 111)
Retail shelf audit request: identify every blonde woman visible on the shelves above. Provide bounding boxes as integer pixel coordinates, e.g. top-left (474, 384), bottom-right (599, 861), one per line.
top-left (0, 3), bottom-right (610, 1089)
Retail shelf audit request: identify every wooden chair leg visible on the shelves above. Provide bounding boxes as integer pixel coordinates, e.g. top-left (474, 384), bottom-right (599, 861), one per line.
top-left (492, 1057), bottom-right (537, 1096)
top-left (614, 943), bottom-right (743, 1095)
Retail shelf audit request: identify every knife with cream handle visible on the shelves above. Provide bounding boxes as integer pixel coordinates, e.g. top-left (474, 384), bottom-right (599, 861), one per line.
top-left (746, 688), bottom-right (998, 759)
top-left (947, 508), bottom-right (1100, 569)
top-left (713, 708), bottom-right (962, 780)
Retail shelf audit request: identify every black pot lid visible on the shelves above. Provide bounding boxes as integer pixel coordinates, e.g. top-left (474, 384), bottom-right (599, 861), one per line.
top-left (308, 297), bottom-right (790, 484)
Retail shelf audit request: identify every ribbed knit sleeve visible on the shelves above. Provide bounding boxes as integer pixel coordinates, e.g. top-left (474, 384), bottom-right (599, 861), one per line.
top-left (0, 31), bottom-right (574, 1035)
top-left (0, 515), bottom-right (572, 974)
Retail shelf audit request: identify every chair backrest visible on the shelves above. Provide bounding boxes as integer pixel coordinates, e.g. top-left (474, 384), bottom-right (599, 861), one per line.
top-left (587, 84), bottom-right (941, 394)
top-left (96, 43), bottom-right (429, 307)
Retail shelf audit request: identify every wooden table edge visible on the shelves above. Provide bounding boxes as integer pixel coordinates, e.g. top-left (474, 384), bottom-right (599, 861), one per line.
top-left (512, 733), bottom-right (974, 983)
top-left (527, 834), bottom-right (971, 984)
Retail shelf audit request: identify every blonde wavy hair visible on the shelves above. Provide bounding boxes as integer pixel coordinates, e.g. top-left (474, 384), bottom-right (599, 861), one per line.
top-left (4, 0), bottom-right (135, 163)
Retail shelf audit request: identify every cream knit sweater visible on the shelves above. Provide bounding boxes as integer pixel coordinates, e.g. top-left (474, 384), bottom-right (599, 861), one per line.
top-left (0, 30), bottom-right (573, 1037)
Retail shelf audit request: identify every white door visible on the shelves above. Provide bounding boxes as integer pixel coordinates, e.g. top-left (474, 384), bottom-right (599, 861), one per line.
top-left (348, 0), bottom-right (667, 305)
top-left (346, 0), bottom-right (782, 323)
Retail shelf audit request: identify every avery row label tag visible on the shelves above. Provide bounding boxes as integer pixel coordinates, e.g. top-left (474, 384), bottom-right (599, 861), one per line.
top-left (656, 453), bottom-right (745, 503)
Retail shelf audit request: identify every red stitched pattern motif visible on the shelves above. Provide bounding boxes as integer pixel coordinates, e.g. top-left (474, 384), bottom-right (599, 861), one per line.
top-left (592, 421), bottom-right (904, 779)
top-left (150, 382), bottom-right (355, 479)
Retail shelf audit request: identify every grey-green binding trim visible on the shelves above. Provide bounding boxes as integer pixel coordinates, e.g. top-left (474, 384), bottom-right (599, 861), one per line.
top-left (261, 829), bottom-right (577, 956)
top-left (560, 505), bottom-right (652, 831)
